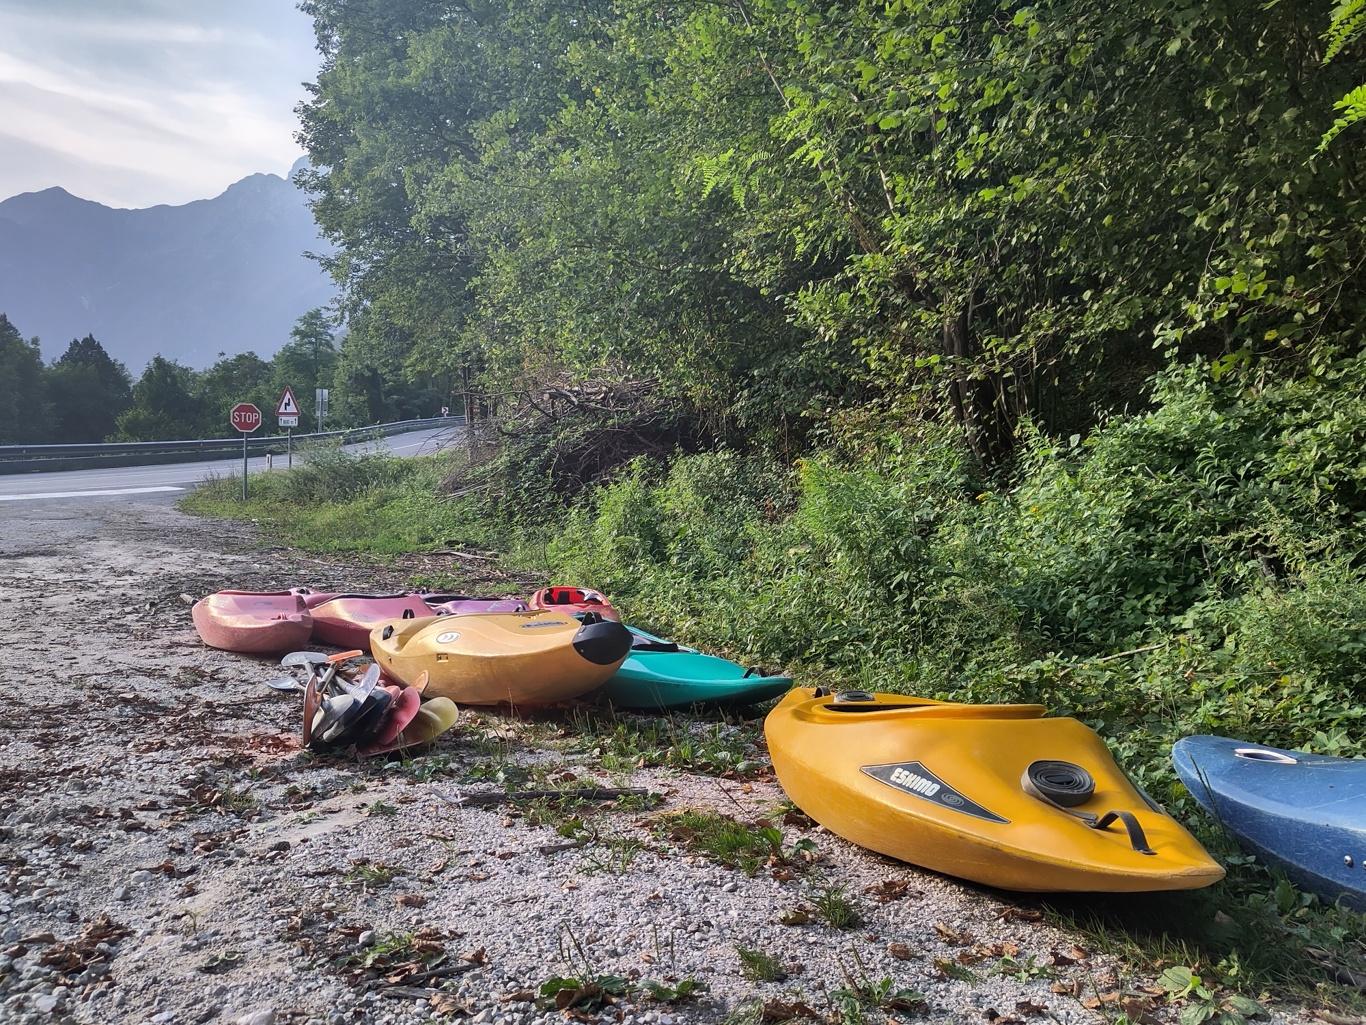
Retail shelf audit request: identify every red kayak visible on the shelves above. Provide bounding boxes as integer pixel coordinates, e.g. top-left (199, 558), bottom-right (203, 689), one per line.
top-left (308, 594), bottom-right (439, 650)
top-left (192, 591), bottom-right (313, 655)
top-left (527, 586), bottom-right (621, 621)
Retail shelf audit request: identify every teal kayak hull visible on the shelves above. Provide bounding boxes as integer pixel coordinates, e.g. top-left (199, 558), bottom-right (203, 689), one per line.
top-left (600, 627), bottom-right (792, 710)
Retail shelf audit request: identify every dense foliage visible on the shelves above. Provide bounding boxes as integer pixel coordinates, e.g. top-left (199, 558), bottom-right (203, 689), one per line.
top-left (298, 0), bottom-right (1365, 457)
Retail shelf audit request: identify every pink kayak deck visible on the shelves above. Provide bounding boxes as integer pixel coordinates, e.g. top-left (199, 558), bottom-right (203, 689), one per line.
top-left (192, 591), bottom-right (313, 655)
top-left (307, 594), bottom-right (438, 649)
top-left (423, 596), bottom-right (527, 615)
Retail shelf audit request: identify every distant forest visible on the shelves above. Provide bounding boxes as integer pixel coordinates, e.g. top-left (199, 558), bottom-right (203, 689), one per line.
top-left (0, 310), bottom-right (452, 444)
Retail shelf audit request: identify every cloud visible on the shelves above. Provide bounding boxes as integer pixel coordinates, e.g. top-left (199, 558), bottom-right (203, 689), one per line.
top-left (0, 1), bottom-right (318, 208)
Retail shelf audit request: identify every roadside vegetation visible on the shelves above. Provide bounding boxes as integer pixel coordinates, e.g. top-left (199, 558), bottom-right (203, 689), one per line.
top-left (189, 0), bottom-right (1365, 1011)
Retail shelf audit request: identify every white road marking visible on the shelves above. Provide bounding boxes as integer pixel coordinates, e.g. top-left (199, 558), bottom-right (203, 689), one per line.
top-left (0, 485), bottom-right (186, 502)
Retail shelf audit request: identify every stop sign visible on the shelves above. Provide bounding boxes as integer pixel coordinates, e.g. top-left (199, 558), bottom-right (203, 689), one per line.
top-left (230, 402), bottom-right (263, 433)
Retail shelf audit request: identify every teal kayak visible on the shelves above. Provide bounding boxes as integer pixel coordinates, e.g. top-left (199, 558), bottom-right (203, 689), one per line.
top-left (598, 627), bottom-right (793, 710)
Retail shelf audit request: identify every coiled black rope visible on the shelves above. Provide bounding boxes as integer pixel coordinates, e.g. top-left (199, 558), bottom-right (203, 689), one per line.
top-left (1022, 760), bottom-right (1096, 807)
top-left (1021, 759), bottom-right (1155, 855)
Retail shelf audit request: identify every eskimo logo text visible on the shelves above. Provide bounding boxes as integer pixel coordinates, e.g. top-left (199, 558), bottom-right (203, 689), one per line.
top-left (860, 761), bottom-right (1009, 824)
top-left (890, 767), bottom-right (940, 796)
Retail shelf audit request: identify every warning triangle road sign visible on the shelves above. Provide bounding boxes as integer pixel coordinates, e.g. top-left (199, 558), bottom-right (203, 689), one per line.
top-left (276, 386), bottom-right (300, 417)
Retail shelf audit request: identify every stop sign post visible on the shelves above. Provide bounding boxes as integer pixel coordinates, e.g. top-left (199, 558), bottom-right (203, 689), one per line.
top-left (231, 403), bottom-right (263, 499)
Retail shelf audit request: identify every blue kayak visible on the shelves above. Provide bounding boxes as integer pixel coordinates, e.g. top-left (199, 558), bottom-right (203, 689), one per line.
top-left (597, 627), bottom-right (792, 710)
top-left (1172, 735), bottom-right (1365, 909)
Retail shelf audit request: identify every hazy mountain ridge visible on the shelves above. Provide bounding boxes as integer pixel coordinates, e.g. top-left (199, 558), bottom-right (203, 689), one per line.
top-left (0, 160), bottom-right (334, 371)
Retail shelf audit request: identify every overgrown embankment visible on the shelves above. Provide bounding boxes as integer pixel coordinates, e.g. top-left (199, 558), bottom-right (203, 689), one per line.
top-left (185, 357), bottom-right (1366, 1007)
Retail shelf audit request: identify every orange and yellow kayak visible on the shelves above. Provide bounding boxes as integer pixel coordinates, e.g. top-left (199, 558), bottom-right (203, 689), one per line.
top-left (369, 610), bottom-right (631, 707)
top-left (765, 688), bottom-right (1223, 893)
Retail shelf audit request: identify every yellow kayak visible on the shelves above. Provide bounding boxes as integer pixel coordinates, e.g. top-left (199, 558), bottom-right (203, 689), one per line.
top-left (369, 611), bottom-right (631, 707)
top-left (765, 688), bottom-right (1224, 893)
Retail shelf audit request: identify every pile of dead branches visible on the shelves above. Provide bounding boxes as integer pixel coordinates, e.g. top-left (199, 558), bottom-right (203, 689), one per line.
top-left (443, 374), bottom-right (706, 504)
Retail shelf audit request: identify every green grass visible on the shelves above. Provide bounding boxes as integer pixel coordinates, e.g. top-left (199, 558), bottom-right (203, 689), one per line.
top-left (737, 945), bottom-right (788, 982)
top-left (809, 883), bottom-right (862, 930)
top-left (181, 446), bottom-right (512, 558)
top-left (562, 707), bottom-right (765, 777)
top-left (654, 810), bottom-right (785, 875)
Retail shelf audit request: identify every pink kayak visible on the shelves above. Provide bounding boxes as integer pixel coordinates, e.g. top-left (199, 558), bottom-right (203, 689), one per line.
top-left (528, 586), bottom-right (620, 622)
top-left (192, 591), bottom-right (313, 654)
top-left (308, 594), bottom-right (438, 649)
top-left (421, 593), bottom-right (527, 616)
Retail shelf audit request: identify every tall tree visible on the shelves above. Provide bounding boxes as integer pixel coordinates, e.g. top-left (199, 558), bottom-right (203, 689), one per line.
top-left (272, 308), bottom-right (338, 430)
top-left (194, 352), bottom-right (275, 436)
top-left (0, 314), bottom-right (51, 443)
top-left (46, 335), bottom-right (132, 442)
top-left (114, 357), bottom-right (206, 441)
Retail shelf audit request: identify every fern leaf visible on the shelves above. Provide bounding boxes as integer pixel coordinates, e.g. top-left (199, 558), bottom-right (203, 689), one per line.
top-left (1319, 83), bottom-right (1366, 150)
top-left (1324, 0), bottom-right (1366, 62)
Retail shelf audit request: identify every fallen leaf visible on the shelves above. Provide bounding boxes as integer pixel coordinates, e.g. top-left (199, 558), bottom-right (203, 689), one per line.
top-left (1121, 996), bottom-right (1160, 1025)
top-left (396, 894), bottom-right (427, 908)
top-left (780, 907), bottom-right (812, 926)
top-left (864, 878), bottom-right (920, 903)
top-left (761, 999), bottom-right (819, 1023)
top-left (997, 907), bottom-right (1043, 924)
top-left (1015, 1000), bottom-right (1048, 1017)
top-left (888, 942), bottom-right (914, 961)
top-left (459, 947), bottom-right (488, 965)
top-left (933, 922), bottom-right (973, 946)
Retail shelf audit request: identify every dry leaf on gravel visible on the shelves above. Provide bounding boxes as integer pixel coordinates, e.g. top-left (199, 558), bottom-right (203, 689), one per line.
top-left (1049, 946), bottom-right (1088, 966)
top-left (997, 907), bottom-right (1044, 924)
top-left (984, 1009), bottom-right (1023, 1024)
top-left (780, 907), bottom-right (812, 926)
top-left (933, 922), bottom-right (974, 945)
top-left (1015, 1000), bottom-right (1048, 1017)
top-left (39, 914), bottom-right (131, 981)
top-left (888, 942), bottom-right (915, 961)
top-left (864, 878), bottom-right (920, 903)
top-left (396, 893), bottom-right (427, 908)
top-left (761, 999), bottom-right (820, 1023)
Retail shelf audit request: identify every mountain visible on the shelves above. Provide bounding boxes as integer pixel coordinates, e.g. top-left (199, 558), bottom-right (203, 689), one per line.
top-left (0, 158), bottom-right (335, 371)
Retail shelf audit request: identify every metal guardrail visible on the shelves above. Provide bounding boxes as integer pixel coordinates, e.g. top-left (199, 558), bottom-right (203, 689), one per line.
top-left (0, 416), bottom-right (467, 475)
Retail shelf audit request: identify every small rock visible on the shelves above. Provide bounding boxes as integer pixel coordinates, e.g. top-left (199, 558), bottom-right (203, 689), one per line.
top-left (238, 1012), bottom-right (276, 1025)
top-left (357, 930), bottom-right (375, 947)
top-left (33, 994), bottom-right (62, 1014)
top-left (113, 885), bottom-right (130, 901)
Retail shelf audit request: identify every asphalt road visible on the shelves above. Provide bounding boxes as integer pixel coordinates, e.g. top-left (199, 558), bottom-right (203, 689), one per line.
top-left (0, 424), bottom-right (461, 506)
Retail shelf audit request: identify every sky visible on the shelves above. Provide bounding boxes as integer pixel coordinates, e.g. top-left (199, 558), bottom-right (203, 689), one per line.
top-left (0, 0), bottom-right (320, 208)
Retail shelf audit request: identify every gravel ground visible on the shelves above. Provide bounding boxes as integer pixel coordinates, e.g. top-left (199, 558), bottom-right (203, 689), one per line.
top-left (0, 499), bottom-right (1321, 1025)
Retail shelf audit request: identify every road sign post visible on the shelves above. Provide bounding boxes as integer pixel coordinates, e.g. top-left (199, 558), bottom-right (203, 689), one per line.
top-left (276, 387), bottom-right (301, 468)
top-left (230, 402), bottom-right (263, 499)
top-left (315, 388), bottom-right (329, 432)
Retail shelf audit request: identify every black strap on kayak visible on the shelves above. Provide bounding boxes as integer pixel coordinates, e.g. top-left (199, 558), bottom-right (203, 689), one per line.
top-left (1090, 810), bottom-right (1156, 856)
top-left (1021, 760), bottom-right (1155, 855)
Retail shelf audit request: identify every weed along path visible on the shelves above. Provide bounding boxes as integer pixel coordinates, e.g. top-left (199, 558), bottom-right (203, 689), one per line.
top-left (0, 500), bottom-right (1321, 1025)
